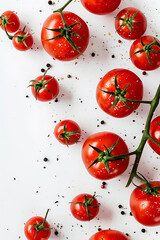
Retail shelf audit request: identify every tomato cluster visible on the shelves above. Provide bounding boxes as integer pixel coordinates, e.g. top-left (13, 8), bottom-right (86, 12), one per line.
top-left (2, 0), bottom-right (160, 240)
top-left (0, 11), bottom-right (33, 51)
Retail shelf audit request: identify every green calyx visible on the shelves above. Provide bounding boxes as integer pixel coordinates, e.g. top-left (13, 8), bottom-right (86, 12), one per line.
top-left (133, 37), bottom-right (160, 65)
top-left (44, 0), bottom-right (83, 55)
top-left (58, 122), bottom-right (81, 147)
top-left (116, 11), bottom-right (144, 33)
top-left (12, 26), bottom-right (31, 47)
top-left (99, 75), bottom-right (152, 110)
top-left (28, 68), bottom-right (53, 100)
top-left (71, 194), bottom-right (100, 221)
top-left (88, 138), bottom-right (127, 173)
top-left (30, 209), bottom-right (52, 238)
top-left (133, 173), bottom-right (160, 196)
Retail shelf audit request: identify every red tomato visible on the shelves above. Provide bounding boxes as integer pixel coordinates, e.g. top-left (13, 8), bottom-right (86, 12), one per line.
top-left (130, 181), bottom-right (160, 226)
top-left (41, 11), bottom-right (89, 61)
top-left (54, 120), bottom-right (81, 146)
top-left (115, 8), bottom-right (147, 40)
top-left (130, 36), bottom-right (160, 71)
top-left (89, 230), bottom-right (129, 240)
top-left (82, 132), bottom-right (129, 180)
top-left (0, 10), bottom-right (20, 33)
top-left (148, 116), bottom-right (160, 155)
top-left (70, 193), bottom-right (100, 221)
top-left (96, 69), bottom-right (143, 118)
top-left (24, 210), bottom-right (51, 240)
top-left (12, 30), bottom-right (33, 51)
top-left (80, 0), bottom-right (121, 15)
top-left (30, 74), bottom-right (59, 102)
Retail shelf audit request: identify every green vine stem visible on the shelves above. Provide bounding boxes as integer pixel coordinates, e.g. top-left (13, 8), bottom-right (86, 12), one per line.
top-left (99, 84), bottom-right (160, 187)
top-left (126, 84), bottom-right (160, 186)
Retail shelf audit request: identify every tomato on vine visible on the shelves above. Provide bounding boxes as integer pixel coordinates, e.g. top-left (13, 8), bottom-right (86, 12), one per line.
top-left (28, 68), bottom-right (59, 102)
top-left (41, 0), bottom-right (89, 61)
top-left (0, 10), bottom-right (20, 33)
top-left (82, 132), bottom-right (129, 180)
top-left (12, 27), bottom-right (33, 51)
top-left (130, 36), bottom-right (160, 71)
top-left (148, 116), bottom-right (160, 155)
top-left (70, 193), bottom-right (100, 221)
top-left (24, 209), bottom-right (51, 240)
top-left (89, 229), bottom-right (129, 240)
top-left (130, 174), bottom-right (160, 226)
top-left (115, 8), bottom-right (147, 40)
top-left (96, 69), bottom-right (143, 118)
top-left (80, 0), bottom-right (121, 15)
top-left (54, 120), bottom-right (81, 146)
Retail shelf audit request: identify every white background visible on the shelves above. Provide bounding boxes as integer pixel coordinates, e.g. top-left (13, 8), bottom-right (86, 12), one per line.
top-left (0, 0), bottom-right (160, 239)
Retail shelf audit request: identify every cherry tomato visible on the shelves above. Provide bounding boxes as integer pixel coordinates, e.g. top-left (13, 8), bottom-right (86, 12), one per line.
top-left (24, 209), bottom-right (51, 240)
top-left (130, 36), bottom-right (160, 71)
top-left (148, 116), bottom-right (160, 155)
top-left (0, 11), bottom-right (20, 33)
top-left (82, 132), bottom-right (129, 180)
top-left (12, 29), bottom-right (33, 51)
top-left (54, 120), bottom-right (81, 146)
top-left (41, 11), bottom-right (89, 61)
top-left (130, 181), bottom-right (160, 226)
top-left (96, 69), bottom-right (143, 118)
top-left (70, 193), bottom-right (100, 221)
top-left (89, 229), bottom-right (129, 240)
top-left (80, 0), bottom-right (121, 15)
top-left (29, 71), bottom-right (59, 102)
top-left (115, 8), bottom-right (147, 40)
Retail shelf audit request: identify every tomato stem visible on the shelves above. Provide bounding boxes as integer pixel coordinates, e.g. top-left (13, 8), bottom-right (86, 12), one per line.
top-left (100, 75), bottom-right (152, 109)
top-left (43, 0), bottom-right (83, 54)
top-left (58, 122), bottom-right (81, 147)
top-left (54, 0), bottom-right (73, 13)
top-left (116, 11), bottom-right (144, 33)
top-left (133, 37), bottom-right (160, 65)
top-left (70, 193), bottom-right (100, 221)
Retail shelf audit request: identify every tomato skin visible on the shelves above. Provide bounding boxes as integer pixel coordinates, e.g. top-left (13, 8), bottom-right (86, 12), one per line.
top-left (54, 120), bottom-right (81, 145)
top-left (24, 216), bottom-right (51, 240)
top-left (148, 116), bottom-right (160, 155)
top-left (70, 193), bottom-right (99, 221)
top-left (115, 8), bottom-right (147, 40)
top-left (82, 132), bottom-right (129, 180)
top-left (31, 75), bottom-right (59, 102)
top-left (130, 36), bottom-right (160, 71)
top-left (80, 0), bottom-right (121, 15)
top-left (41, 11), bottom-right (89, 61)
top-left (0, 11), bottom-right (20, 33)
top-left (89, 230), bottom-right (129, 240)
top-left (130, 181), bottom-right (160, 226)
top-left (96, 69), bottom-right (143, 118)
top-left (12, 31), bottom-right (33, 51)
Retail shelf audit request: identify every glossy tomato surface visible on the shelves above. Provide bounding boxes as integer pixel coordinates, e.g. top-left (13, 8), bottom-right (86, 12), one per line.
top-left (96, 69), bottom-right (143, 118)
top-left (12, 31), bottom-right (33, 51)
top-left (24, 216), bottom-right (51, 240)
top-left (54, 120), bottom-right (81, 145)
top-left (130, 181), bottom-right (160, 226)
top-left (130, 36), bottom-right (160, 70)
top-left (81, 0), bottom-right (121, 15)
top-left (41, 11), bottom-right (89, 61)
top-left (148, 116), bottom-right (160, 155)
top-left (115, 8), bottom-right (147, 40)
top-left (89, 230), bottom-right (129, 240)
top-left (70, 193), bottom-right (99, 221)
top-left (82, 132), bottom-right (129, 180)
top-left (31, 75), bottom-right (59, 102)
top-left (0, 10), bottom-right (20, 33)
